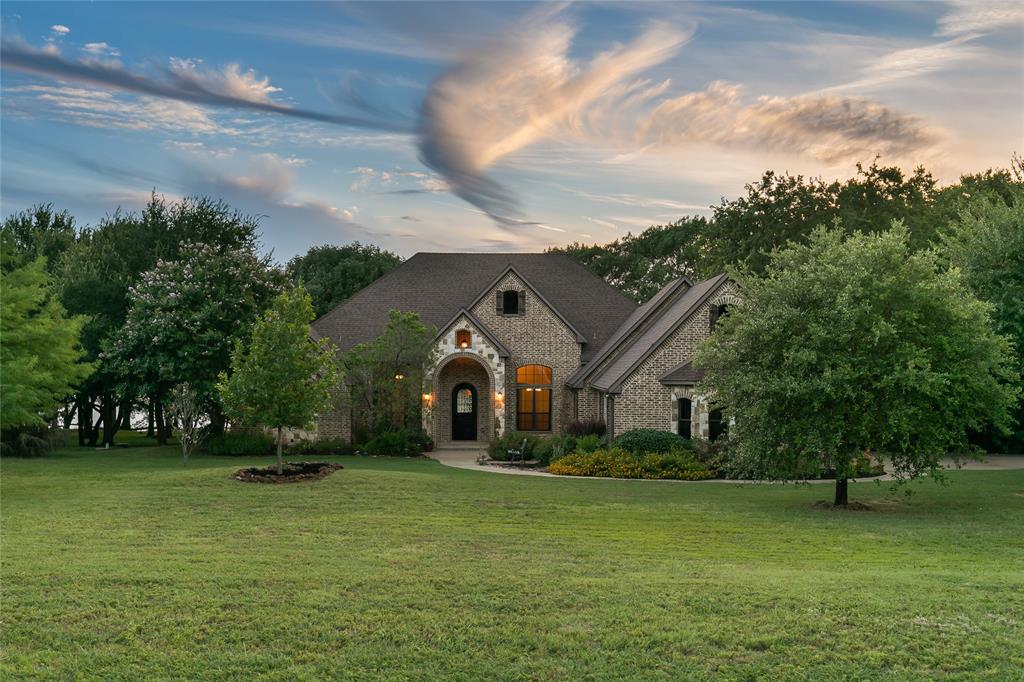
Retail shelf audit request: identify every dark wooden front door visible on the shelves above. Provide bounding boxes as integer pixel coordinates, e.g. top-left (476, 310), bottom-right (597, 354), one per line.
top-left (451, 383), bottom-right (477, 441)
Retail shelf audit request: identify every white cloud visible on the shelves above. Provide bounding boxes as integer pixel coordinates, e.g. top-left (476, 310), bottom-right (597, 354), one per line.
top-left (3, 84), bottom-right (227, 135)
top-left (83, 42), bottom-right (120, 58)
top-left (937, 0), bottom-right (1024, 37)
top-left (50, 25), bottom-right (70, 35)
top-left (169, 57), bottom-right (283, 104)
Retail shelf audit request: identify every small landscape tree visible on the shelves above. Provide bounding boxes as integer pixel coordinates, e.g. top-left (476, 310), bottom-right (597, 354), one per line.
top-left (217, 287), bottom-right (342, 474)
top-left (167, 383), bottom-right (204, 465)
top-left (695, 224), bottom-right (1020, 506)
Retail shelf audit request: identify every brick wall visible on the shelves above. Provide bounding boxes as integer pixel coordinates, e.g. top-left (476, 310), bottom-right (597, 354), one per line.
top-left (472, 271), bottom-right (581, 436)
top-left (613, 283), bottom-right (733, 436)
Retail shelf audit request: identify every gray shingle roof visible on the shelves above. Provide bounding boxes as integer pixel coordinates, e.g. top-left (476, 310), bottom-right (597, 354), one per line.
top-left (311, 253), bottom-right (637, 361)
top-left (659, 360), bottom-right (705, 385)
top-left (566, 276), bottom-right (691, 387)
top-left (589, 273), bottom-right (728, 393)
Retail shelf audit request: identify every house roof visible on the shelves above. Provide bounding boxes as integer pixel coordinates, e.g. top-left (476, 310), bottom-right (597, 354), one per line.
top-left (566, 276), bottom-right (691, 388)
top-left (311, 253), bottom-right (637, 361)
top-left (589, 273), bottom-right (729, 394)
top-left (659, 360), bottom-right (705, 385)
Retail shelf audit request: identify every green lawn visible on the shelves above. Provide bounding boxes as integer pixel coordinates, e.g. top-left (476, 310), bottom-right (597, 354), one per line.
top-left (2, 445), bottom-right (1023, 680)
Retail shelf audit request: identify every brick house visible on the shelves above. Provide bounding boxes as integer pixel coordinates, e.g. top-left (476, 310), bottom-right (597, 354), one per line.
top-left (312, 253), bottom-right (736, 446)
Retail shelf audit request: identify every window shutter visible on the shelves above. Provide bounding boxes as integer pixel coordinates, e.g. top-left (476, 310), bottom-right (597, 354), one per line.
top-left (496, 291), bottom-right (503, 316)
top-left (518, 290), bottom-right (526, 316)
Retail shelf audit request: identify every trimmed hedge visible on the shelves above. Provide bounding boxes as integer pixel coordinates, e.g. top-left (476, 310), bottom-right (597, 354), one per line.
top-left (548, 448), bottom-right (714, 480)
top-left (363, 429), bottom-right (427, 457)
top-left (288, 438), bottom-right (356, 457)
top-left (488, 431), bottom-right (539, 461)
top-left (613, 429), bottom-right (692, 454)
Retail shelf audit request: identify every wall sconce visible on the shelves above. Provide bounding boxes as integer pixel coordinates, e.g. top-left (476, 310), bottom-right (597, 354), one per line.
top-left (395, 373), bottom-right (405, 380)
top-left (494, 391), bottom-right (504, 407)
top-left (422, 392), bottom-right (433, 405)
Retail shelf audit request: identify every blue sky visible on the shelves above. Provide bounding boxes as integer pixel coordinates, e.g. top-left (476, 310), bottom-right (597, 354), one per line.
top-left (2, 1), bottom-right (1021, 260)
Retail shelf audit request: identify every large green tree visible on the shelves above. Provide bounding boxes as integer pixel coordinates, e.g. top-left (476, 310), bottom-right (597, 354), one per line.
top-left (105, 243), bottom-right (285, 442)
top-left (695, 225), bottom-right (1019, 506)
top-left (56, 193), bottom-right (263, 445)
top-left (286, 243), bottom-right (401, 317)
top-left (939, 188), bottom-right (1024, 449)
top-left (218, 287), bottom-right (342, 474)
top-left (344, 310), bottom-right (439, 440)
top-left (1, 204), bottom-right (77, 275)
top-left (1, 256), bottom-right (92, 431)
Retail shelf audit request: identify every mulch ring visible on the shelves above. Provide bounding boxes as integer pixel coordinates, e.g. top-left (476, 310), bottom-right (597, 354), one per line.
top-left (234, 461), bottom-right (343, 484)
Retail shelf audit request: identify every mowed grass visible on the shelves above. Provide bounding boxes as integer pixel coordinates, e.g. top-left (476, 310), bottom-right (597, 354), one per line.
top-left (2, 445), bottom-right (1023, 680)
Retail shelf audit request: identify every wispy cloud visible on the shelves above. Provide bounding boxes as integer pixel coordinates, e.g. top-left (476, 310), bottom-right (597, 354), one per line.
top-left (937, 0), bottom-right (1024, 37)
top-left (50, 25), bottom-right (70, 35)
top-left (83, 42), bottom-right (120, 58)
top-left (0, 39), bottom-right (413, 132)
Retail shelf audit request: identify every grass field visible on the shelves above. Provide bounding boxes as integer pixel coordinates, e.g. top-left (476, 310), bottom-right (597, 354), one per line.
top-left (2, 442), bottom-right (1023, 680)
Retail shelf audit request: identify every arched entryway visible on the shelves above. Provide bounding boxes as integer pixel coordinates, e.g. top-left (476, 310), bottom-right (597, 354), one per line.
top-left (433, 356), bottom-right (492, 443)
top-left (451, 383), bottom-right (477, 440)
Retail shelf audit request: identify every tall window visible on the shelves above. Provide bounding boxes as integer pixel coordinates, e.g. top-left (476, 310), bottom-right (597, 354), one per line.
top-left (517, 364), bottom-right (552, 431)
top-left (677, 398), bottom-right (692, 439)
top-left (455, 329), bottom-right (472, 348)
top-left (708, 408), bottom-right (728, 442)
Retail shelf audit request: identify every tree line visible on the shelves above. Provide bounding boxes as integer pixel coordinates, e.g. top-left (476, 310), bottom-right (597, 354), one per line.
top-left (1, 194), bottom-right (402, 452)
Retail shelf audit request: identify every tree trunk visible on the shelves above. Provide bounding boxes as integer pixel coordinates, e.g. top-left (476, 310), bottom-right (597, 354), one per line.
top-left (276, 426), bottom-right (284, 475)
top-left (208, 405), bottom-right (226, 437)
top-left (119, 399), bottom-right (133, 431)
top-left (154, 396), bottom-right (168, 446)
top-left (87, 400), bottom-right (102, 447)
top-left (834, 477), bottom-right (849, 507)
top-left (146, 400), bottom-right (155, 438)
top-left (77, 396), bottom-right (88, 446)
top-left (101, 396), bottom-right (119, 446)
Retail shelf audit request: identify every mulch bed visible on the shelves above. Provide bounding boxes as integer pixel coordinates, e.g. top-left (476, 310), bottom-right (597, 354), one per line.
top-left (234, 461), bottom-right (343, 484)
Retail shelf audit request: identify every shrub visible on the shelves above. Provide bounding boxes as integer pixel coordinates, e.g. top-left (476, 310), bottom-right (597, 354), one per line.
top-left (488, 431), bottom-right (539, 461)
top-left (534, 434), bottom-right (576, 465)
top-left (575, 433), bottom-right (604, 453)
top-left (564, 418), bottom-right (607, 438)
top-left (613, 429), bottom-right (692, 454)
top-left (0, 428), bottom-right (64, 457)
top-left (363, 430), bottom-right (424, 457)
top-left (549, 448), bottom-right (714, 480)
top-left (203, 431), bottom-right (275, 456)
top-left (288, 437), bottom-right (356, 457)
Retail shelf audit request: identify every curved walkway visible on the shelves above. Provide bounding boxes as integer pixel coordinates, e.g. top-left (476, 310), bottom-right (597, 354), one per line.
top-left (430, 447), bottom-right (1024, 483)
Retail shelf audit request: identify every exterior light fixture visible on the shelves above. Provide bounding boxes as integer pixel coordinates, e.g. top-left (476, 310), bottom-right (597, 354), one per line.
top-left (422, 392), bottom-right (432, 403)
top-left (460, 342), bottom-right (469, 348)
top-left (395, 373), bottom-right (405, 380)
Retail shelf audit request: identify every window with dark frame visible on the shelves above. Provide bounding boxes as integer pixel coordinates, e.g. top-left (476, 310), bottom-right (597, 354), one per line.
top-left (502, 290), bottom-right (519, 315)
top-left (710, 303), bottom-right (730, 331)
top-left (455, 329), bottom-right (472, 348)
top-left (516, 364), bottom-right (552, 431)
top-left (677, 397), bottom-right (692, 439)
top-left (708, 408), bottom-right (727, 442)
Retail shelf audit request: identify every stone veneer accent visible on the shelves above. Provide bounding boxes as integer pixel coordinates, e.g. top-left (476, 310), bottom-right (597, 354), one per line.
top-left (471, 271), bottom-right (581, 437)
top-left (428, 313), bottom-right (507, 443)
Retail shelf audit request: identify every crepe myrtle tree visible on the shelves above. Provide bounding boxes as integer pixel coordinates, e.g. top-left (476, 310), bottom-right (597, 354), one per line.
top-left (166, 383), bottom-right (204, 466)
top-left (217, 286), bottom-right (342, 474)
top-left (695, 224), bottom-right (1019, 506)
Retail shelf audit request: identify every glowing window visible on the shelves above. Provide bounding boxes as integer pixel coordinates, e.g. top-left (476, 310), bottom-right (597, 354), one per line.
top-left (456, 388), bottom-right (474, 413)
top-left (516, 364), bottom-right (552, 385)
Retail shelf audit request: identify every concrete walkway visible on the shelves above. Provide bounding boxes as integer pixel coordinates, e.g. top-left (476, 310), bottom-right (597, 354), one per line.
top-left (429, 447), bottom-right (1024, 483)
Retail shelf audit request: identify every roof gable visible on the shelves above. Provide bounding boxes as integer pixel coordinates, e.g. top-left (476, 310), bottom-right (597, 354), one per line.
top-left (589, 274), bottom-right (729, 393)
top-left (467, 265), bottom-right (586, 343)
top-left (311, 253), bottom-right (637, 361)
top-left (435, 308), bottom-right (511, 357)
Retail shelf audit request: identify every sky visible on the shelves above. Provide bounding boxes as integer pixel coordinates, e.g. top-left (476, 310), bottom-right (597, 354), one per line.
top-left (2, 1), bottom-right (1022, 261)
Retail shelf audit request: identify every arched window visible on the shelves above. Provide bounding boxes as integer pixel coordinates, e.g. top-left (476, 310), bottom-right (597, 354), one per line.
top-left (710, 304), bottom-right (730, 331)
top-left (455, 329), bottom-right (472, 349)
top-left (516, 364), bottom-right (552, 431)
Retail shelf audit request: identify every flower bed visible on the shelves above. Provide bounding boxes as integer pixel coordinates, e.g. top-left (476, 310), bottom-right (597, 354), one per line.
top-left (548, 448), bottom-right (714, 481)
top-left (234, 461), bottom-right (343, 483)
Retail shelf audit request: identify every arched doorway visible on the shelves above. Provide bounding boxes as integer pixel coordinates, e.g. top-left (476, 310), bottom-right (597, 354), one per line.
top-left (451, 383), bottom-right (477, 441)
